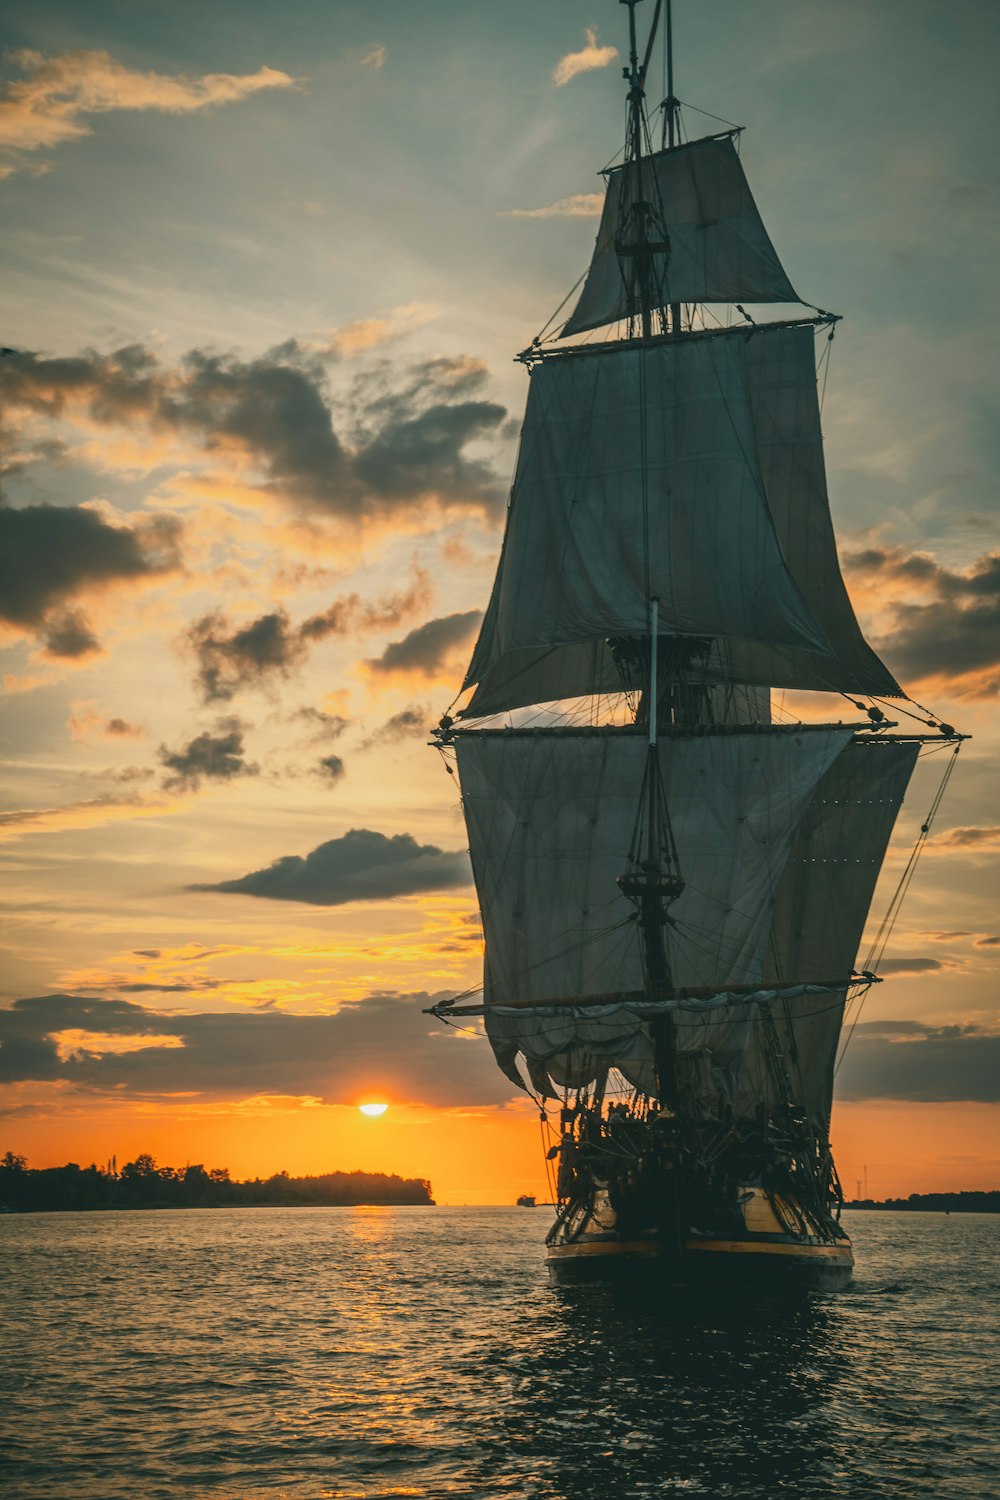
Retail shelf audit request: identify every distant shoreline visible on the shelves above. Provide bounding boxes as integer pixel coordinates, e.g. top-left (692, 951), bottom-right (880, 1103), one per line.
top-left (0, 1155), bottom-right (435, 1212)
top-left (1, 1201), bottom-right (437, 1214)
top-left (845, 1190), bottom-right (999, 1213)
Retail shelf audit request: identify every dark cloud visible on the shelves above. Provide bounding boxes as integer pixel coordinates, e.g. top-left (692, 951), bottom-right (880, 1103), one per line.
top-left (0, 992), bottom-right (511, 1108)
top-left (875, 957), bottom-right (946, 976)
top-left (974, 935), bottom-right (1000, 948)
top-left (299, 568), bottom-right (433, 643)
top-left (365, 610), bottom-right (482, 678)
top-left (188, 610), bottom-right (306, 703)
top-left (844, 545), bottom-right (1000, 695)
top-left (0, 501), bottom-right (182, 650)
top-left (40, 605), bottom-right (101, 659)
top-left (363, 704), bottom-right (431, 746)
top-left (354, 400), bottom-right (506, 512)
top-left (1, 343), bottom-right (508, 522)
top-left (837, 1019), bottom-right (999, 1102)
top-left (292, 706), bottom-right (350, 742)
top-left (316, 754), bottom-right (345, 784)
top-left (193, 827), bottom-right (471, 905)
top-left (158, 718), bottom-right (257, 792)
top-left (188, 573), bottom-right (434, 703)
top-left (932, 826), bottom-right (1000, 851)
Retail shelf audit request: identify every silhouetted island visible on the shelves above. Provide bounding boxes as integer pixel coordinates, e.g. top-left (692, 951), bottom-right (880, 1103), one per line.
top-left (846, 1190), bottom-right (999, 1213)
top-left (0, 1151), bottom-right (434, 1212)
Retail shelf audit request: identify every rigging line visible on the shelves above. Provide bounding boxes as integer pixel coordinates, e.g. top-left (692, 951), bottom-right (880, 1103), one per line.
top-left (673, 98), bottom-right (742, 131)
top-left (533, 265), bottom-right (591, 346)
top-left (835, 746), bottom-right (961, 1074)
top-left (817, 326), bottom-right (834, 413)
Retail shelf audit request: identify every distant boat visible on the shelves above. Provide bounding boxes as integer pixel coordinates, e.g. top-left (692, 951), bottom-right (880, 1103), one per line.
top-left (516, 1195), bottom-right (537, 1208)
top-left (427, 0), bottom-right (965, 1290)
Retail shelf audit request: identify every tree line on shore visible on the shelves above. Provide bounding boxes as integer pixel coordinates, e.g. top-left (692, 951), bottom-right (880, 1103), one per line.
top-left (0, 1151), bottom-right (434, 1211)
top-left (846, 1190), bottom-right (999, 1213)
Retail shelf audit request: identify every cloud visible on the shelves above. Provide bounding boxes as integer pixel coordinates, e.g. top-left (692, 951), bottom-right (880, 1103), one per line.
top-left (194, 827), bottom-right (471, 906)
top-left (0, 343), bottom-right (507, 524)
top-left (843, 544), bottom-right (1000, 696)
top-left (158, 718), bottom-right (257, 792)
top-left (316, 754), bottom-right (345, 784)
top-left (552, 28), bottom-right (618, 87)
top-left (298, 567), bottom-right (433, 644)
top-left (364, 610), bottom-right (482, 681)
top-left (974, 935), bottom-right (1000, 948)
top-left (188, 610), bottom-right (306, 703)
top-left (292, 706), bottom-right (350, 742)
top-left (325, 302), bottom-right (434, 357)
top-left (352, 397), bottom-right (505, 512)
top-left (0, 793), bottom-right (173, 842)
top-left (363, 704), bottom-right (431, 746)
top-left (0, 49), bottom-right (296, 174)
top-left (68, 703), bottom-right (146, 742)
top-left (0, 991), bottom-right (512, 1108)
top-left (837, 1019), bottom-right (1000, 1102)
top-left (0, 501), bottom-right (183, 654)
top-left (360, 45), bottom-right (387, 72)
top-left (928, 826), bottom-right (1000, 853)
top-left (875, 957), bottom-right (946, 976)
top-left (502, 193), bottom-right (605, 219)
top-left (39, 605), bottom-right (101, 659)
top-left (188, 571), bottom-right (433, 702)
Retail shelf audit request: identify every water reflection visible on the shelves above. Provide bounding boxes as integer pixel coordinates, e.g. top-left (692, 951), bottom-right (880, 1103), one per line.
top-left (473, 1280), bottom-right (849, 1498)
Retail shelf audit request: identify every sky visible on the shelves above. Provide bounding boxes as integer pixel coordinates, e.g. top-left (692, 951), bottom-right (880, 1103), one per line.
top-left (1, 0), bottom-right (998, 1205)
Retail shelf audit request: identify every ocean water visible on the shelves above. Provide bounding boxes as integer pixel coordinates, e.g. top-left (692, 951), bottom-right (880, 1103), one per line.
top-left (1, 1207), bottom-right (997, 1500)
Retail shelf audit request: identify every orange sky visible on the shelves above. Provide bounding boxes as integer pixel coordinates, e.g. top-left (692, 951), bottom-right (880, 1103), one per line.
top-left (6, 1095), bottom-right (998, 1205)
top-left (2, 2), bottom-right (998, 1204)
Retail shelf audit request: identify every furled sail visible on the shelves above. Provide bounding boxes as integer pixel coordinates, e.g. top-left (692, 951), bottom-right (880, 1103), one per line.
top-left (563, 133), bottom-right (799, 339)
top-left (462, 325), bottom-right (900, 717)
top-left (487, 988), bottom-right (848, 1122)
top-left (456, 725), bottom-right (853, 1098)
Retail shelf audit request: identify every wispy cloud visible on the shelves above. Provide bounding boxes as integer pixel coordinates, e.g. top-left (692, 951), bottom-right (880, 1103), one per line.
top-left (552, 28), bottom-right (618, 88)
top-left (360, 45), bottom-right (387, 72)
top-left (502, 193), bottom-right (604, 219)
top-left (0, 49), bottom-right (297, 175)
top-left (0, 793), bottom-right (174, 841)
top-left (68, 702), bottom-right (147, 742)
top-left (324, 302), bottom-right (435, 357)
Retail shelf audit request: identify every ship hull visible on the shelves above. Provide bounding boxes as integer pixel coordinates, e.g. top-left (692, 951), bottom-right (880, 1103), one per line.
top-left (547, 1232), bottom-right (853, 1292)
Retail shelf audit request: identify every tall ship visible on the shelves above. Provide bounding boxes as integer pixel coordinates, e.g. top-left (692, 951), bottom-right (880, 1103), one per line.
top-left (429, 0), bottom-right (964, 1288)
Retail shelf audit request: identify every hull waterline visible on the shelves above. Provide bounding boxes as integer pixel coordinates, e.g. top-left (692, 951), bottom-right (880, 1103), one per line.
top-left (547, 1232), bottom-right (854, 1291)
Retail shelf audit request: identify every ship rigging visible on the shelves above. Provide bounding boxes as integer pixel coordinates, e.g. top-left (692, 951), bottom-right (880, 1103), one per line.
top-left (427, 0), bottom-right (966, 1287)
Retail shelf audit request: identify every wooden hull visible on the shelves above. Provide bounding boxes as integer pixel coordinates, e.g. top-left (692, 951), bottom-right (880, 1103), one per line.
top-left (547, 1232), bottom-right (853, 1291)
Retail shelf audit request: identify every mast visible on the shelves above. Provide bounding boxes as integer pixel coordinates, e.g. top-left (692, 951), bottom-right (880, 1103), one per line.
top-left (663, 0), bottom-right (683, 335)
top-left (622, 0), bottom-right (655, 341)
top-left (620, 0), bottom-right (683, 1104)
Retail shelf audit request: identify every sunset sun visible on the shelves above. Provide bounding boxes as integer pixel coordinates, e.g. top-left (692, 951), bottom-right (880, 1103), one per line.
top-left (358, 1102), bottom-right (389, 1118)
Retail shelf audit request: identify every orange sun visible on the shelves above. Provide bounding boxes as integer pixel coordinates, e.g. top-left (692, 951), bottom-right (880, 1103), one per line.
top-left (358, 1102), bottom-right (389, 1117)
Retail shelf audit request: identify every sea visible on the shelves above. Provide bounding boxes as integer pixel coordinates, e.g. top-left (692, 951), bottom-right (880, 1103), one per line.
top-left (1, 1207), bottom-right (997, 1500)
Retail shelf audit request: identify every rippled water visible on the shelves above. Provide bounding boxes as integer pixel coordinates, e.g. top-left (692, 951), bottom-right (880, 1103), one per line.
top-left (1, 1207), bottom-right (997, 1499)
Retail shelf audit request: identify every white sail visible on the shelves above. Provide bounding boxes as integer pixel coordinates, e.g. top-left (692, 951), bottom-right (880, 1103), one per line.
top-left (563, 134), bottom-right (799, 338)
top-left (462, 325), bottom-right (900, 717)
top-left (456, 726), bottom-right (852, 1011)
top-left (764, 738), bottom-right (919, 1127)
top-left (464, 333), bottom-right (829, 700)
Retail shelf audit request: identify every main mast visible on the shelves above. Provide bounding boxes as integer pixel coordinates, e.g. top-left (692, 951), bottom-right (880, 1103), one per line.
top-left (617, 0), bottom-right (683, 1104)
